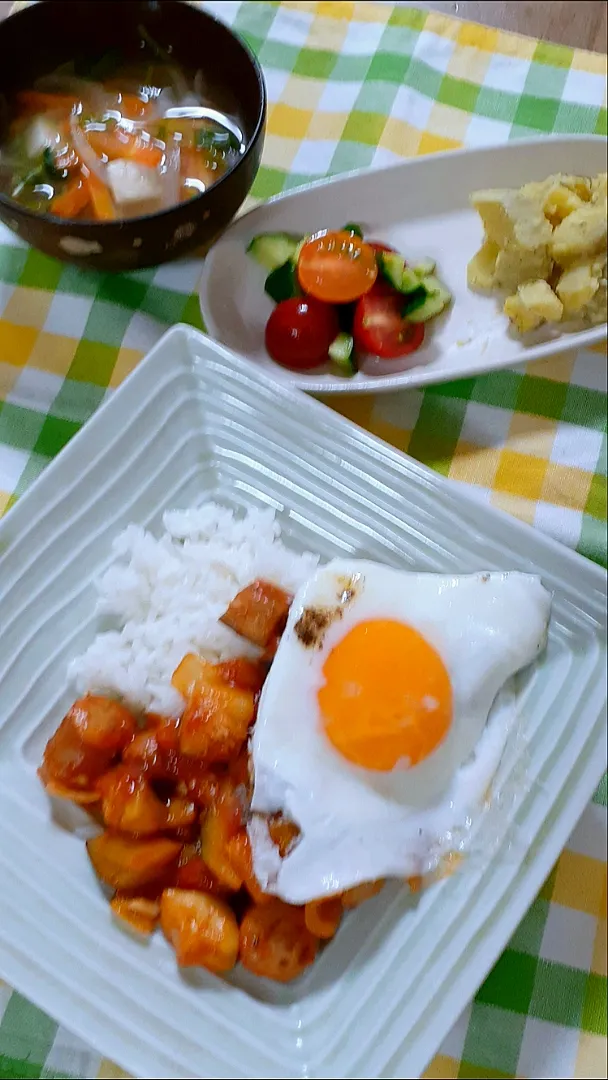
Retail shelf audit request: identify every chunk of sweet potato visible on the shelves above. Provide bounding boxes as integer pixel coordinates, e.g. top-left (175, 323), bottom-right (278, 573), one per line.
top-left (164, 796), bottom-right (198, 830)
top-left (220, 580), bottom-right (291, 647)
top-left (239, 900), bottom-right (318, 983)
top-left (110, 894), bottom-right (160, 935)
top-left (226, 830), bottom-right (270, 905)
top-left (70, 695), bottom-right (136, 753)
top-left (176, 844), bottom-right (226, 894)
top-left (40, 776), bottom-right (100, 805)
top-left (179, 684), bottom-right (255, 763)
top-left (41, 696), bottom-right (135, 791)
top-left (160, 888), bottom-right (239, 971)
top-left (304, 897), bottom-right (343, 940)
top-left (215, 658), bottom-right (266, 694)
top-left (122, 729), bottom-right (178, 781)
top-left (200, 780), bottom-right (246, 890)
top-left (175, 759), bottom-right (221, 808)
top-left (87, 832), bottom-right (181, 891)
top-left (172, 653), bottom-right (217, 699)
top-left (97, 767), bottom-right (165, 834)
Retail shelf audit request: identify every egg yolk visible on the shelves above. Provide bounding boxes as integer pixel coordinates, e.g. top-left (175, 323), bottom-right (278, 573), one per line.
top-left (318, 619), bottom-right (452, 771)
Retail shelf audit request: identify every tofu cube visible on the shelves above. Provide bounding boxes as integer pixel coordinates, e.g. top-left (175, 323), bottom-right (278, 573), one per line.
top-left (106, 160), bottom-right (163, 216)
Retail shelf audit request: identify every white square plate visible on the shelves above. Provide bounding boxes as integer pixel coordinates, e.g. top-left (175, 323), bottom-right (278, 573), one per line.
top-left (0, 325), bottom-right (606, 1079)
top-left (199, 136), bottom-right (607, 394)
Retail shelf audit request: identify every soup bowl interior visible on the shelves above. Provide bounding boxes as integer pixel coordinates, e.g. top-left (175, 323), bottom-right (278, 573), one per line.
top-left (0, 0), bottom-right (266, 270)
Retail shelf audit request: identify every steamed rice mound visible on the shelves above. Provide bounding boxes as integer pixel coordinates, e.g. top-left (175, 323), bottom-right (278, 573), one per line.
top-left (69, 503), bottom-right (319, 716)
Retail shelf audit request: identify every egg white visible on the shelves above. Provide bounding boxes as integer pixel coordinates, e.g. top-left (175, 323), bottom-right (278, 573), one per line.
top-left (248, 560), bottom-right (551, 904)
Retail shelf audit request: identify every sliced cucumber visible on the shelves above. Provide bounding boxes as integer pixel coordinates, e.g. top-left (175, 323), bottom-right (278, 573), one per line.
top-left (401, 285), bottom-right (428, 316)
top-left (379, 251), bottom-right (406, 289)
top-left (407, 282), bottom-right (452, 323)
top-left (420, 273), bottom-right (447, 297)
top-left (247, 232), bottom-right (302, 272)
top-left (265, 260), bottom-right (299, 303)
top-left (342, 222), bottom-right (363, 238)
top-left (400, 268), bottom-right (424, 294)
top-left (379, 252), bottom-right (425, 294)
top-left (329, 332), bottom-right (356, 375)
top-left (293, 236), bottom-right (307, 265)
top-left (411, 257), bottom-right (436, 278)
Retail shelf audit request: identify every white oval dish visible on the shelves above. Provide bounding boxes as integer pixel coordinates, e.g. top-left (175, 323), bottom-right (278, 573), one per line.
top-left (200, 135), bottom-right (607, 394)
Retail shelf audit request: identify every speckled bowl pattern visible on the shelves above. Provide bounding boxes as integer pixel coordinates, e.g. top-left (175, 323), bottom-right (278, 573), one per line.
top-left (0, 0), bottom-right (266, 271)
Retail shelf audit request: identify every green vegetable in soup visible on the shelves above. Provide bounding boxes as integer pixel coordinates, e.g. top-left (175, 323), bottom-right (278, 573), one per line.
top-left (196, 126), bottom-right (241, 155)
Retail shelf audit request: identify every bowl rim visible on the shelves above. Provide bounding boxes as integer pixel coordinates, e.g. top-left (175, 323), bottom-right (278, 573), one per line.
top-left (0, 0), bottom-right (267, 230)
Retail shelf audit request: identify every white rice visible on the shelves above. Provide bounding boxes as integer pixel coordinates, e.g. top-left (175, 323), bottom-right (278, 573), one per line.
top-left (69, 503), bottom-right (319, 716)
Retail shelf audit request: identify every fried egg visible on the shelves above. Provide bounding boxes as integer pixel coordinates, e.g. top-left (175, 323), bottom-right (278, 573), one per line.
top-left (248, 560), bottom-right (551, 904)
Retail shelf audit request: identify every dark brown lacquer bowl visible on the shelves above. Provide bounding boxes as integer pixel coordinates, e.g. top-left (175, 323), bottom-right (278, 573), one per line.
top-left (0, 0), bottom-right (266, 271)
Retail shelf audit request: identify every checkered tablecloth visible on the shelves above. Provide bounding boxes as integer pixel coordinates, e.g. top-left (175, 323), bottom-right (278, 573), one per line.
top-left (0, 2), bottom-right (606, 1078)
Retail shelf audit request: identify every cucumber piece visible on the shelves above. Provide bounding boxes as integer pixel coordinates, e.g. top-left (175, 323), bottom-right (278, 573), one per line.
top-left (265, 260), bottom-right (299, 303)
top-left (407, 282), bottom-right (452, 323)
top-left (342, 222), bottom-right (363, 238)
top-left (379, 251), bottom-right (406, 289)
top-left (421, 273), bottom-right (447, 297)
top-left (411, 257), bottom-right (436, 278)
top-left (401, 285), bottom-right (429, 316)
top-left (400, 267), bottom-right (423, 294)
top-left (292, 236), bottom-right (307, 265)
top-left (247, 232), bottom-right (301, 272)
top-left (379, 252), bottom-right (425, 294)
top-left (329, 332), bottom-right (356, 375)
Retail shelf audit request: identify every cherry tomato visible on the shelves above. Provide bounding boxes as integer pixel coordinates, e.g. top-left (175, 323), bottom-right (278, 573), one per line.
top-left (353, 291), bottom-right (425, 359)
top-left (368, 241), bottom-right (395, 255)
top-left (297, 230), bottom-right (377, 304)
top-left (265, 297), bottom-right (339, 371)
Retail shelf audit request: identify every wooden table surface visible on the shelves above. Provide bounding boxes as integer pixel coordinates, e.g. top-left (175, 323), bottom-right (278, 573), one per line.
top-left (424, 1), bottom-right (607, 52)
top-left (0, 1), bottom-right (607, 51)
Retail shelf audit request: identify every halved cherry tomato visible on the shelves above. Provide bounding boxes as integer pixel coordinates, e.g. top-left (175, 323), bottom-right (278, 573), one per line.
top-left (368, 241), bottom-right (395, 255)
top-left (265, 297), bottom-right (339, 371)
top-left (353, 291), bottom-right (425, 359)
top-left (297, 230), bottom-right (377, 304)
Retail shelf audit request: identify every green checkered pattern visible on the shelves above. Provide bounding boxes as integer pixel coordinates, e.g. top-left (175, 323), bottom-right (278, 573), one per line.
top-left (0, 2), bottom-right (606, 1078)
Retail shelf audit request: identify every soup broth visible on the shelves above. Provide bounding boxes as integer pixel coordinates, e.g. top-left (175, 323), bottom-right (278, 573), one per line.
top-left (0, 39), bottom-right (245, 221)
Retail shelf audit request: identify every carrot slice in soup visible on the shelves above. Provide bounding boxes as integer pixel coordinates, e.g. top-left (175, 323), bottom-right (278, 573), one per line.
top-left (51, 178), bottom-right (90, 219)
top-left (16, 90), bottom-right (79, 114)
top-left (82, 167), bottom-right (116, 220)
